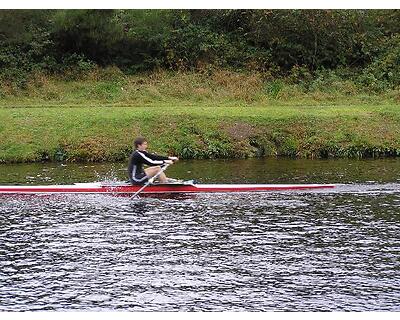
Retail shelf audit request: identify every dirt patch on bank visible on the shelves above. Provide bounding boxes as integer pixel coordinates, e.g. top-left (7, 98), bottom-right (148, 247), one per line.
top-left (221, 122), bottom-right (260, 141)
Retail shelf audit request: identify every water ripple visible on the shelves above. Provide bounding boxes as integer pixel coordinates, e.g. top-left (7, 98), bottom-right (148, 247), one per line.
top-left (1, 188), bottom-right (400, 311)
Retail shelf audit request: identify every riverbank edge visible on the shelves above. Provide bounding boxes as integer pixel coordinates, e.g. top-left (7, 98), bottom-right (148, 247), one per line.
top-left (0, 105), bottom-right (399, 163)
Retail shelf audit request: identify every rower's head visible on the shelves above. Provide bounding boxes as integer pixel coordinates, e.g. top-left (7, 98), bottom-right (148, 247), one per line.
top-left (134, 137), bottom-right (148, 151)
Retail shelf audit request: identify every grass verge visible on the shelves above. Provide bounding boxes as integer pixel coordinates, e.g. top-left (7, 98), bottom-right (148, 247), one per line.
top-left (0, 104), bottom-right (399, 163)
top-left (1, 70), bottom-right (399, 163)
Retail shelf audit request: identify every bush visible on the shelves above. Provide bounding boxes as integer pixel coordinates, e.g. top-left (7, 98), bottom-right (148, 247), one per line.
top-left (1, 9), bottom-right (400, 91)
top-left (0, 10), bottom-right (54, 87)
top-left (58, 53), bottom-right (98, 80)
top-left (359, 34), bottom-right (400, 91)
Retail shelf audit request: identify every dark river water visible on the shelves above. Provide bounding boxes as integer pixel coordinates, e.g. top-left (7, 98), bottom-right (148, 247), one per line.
top-left (0, 158), bottom-right (399, 311)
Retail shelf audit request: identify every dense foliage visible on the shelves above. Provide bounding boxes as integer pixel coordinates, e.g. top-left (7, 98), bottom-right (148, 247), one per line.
top-left (0, 9), bottom-right (399, 90)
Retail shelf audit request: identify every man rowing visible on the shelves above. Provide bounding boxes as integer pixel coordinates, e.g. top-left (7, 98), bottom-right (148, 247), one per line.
top-left (128, 137), bottom-right (180, 185)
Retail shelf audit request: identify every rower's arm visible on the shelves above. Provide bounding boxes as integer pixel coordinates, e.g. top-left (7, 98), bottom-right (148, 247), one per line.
top-left (145, 152), bottom-right (170, 161)
top-left (137, 151), bottom-right (167, 166)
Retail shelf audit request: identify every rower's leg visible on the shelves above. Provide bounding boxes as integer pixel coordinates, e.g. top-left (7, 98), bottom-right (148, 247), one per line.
top-left (145, 166), bottom-right (167, 183)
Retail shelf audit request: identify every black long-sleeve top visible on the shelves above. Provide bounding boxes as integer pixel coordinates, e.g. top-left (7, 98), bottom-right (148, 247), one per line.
top-left (127, 150), bottom-right (169, 183)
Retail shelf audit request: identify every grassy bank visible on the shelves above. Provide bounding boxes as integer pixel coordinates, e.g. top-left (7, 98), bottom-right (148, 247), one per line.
top-left (0, 70), bottom-right (399, 163)
top-left (2, 69), bottom-right (400, 107)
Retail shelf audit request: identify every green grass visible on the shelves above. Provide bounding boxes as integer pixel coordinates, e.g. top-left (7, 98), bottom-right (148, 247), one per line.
top-left (1, 69), bottom-right (400, 108)
top-left (0, 70), bottom-right (400, 163)
top-left (0, 105), bottom-right (399, 163)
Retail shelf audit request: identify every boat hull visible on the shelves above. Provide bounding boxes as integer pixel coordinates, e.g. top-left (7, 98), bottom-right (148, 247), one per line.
top-left (0, 183), bottom-right (335, 194)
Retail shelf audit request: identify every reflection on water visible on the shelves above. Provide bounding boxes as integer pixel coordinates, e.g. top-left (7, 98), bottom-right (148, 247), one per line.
top-left (0, 159), bottom-right (399, 311)
top-left (0, 158), bottom-right (400, 185)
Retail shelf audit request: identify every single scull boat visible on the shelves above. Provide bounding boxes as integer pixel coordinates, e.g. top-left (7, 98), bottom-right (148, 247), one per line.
top-left (0, 181), bottom-right (335, 194)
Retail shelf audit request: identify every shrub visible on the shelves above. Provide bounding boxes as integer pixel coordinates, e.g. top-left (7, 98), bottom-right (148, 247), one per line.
top-left (359, 34), bottom-right (400, 91)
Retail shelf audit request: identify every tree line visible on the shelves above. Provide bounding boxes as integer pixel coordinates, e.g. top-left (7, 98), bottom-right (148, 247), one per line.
top-left (0, 9), bottom-right (399, 90)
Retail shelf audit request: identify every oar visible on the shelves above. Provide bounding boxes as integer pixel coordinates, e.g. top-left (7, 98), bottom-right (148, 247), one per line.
top-left (131, 164), bottom-right (171, 198)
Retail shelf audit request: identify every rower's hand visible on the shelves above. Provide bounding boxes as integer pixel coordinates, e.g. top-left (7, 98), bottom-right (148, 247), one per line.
top-left (169, 156), bottom-right (179, 162)
top-left (164, 160), bottom-right (174, 165)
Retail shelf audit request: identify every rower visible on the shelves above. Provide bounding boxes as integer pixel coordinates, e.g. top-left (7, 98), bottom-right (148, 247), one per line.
top-left (128, 137), bottom-right (180, 185)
